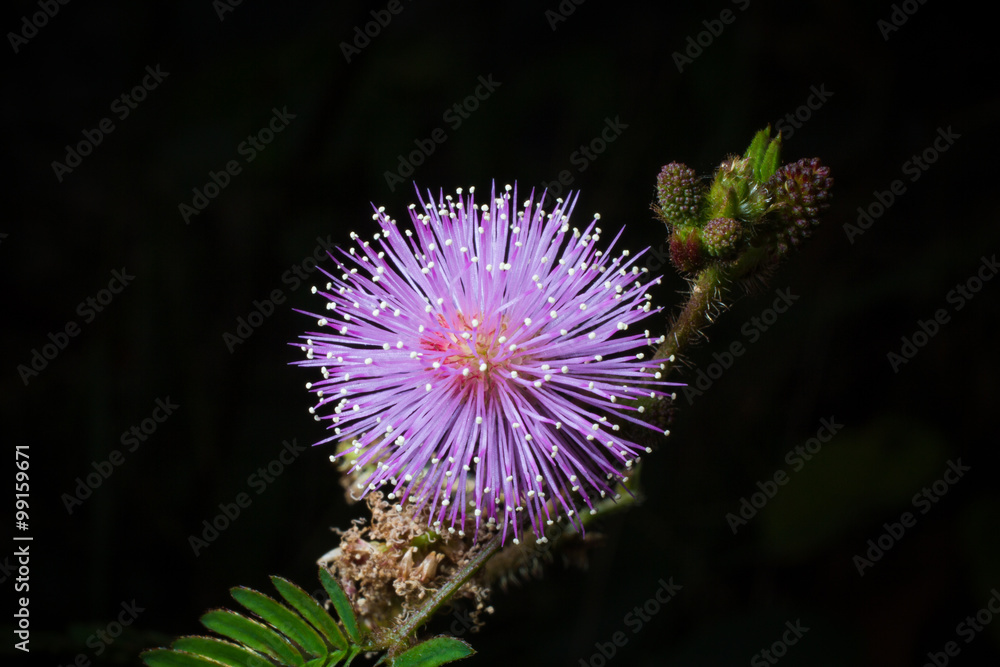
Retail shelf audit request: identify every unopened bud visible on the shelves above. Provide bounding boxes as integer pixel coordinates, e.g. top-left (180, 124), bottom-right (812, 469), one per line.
top-left (767, 157), bottom-right (833, 253)
top-left (669, 229), bottom-right (705, 273)
top-left (701, 217), bottom-right (742, 258)
top-left (656, 162), bottom-right (704, 227)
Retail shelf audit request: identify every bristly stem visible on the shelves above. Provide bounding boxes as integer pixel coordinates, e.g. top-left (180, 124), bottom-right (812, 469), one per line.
top-left (381, 529), bottom-right (504, 652)
top-left (654, 245), bottom-right (771, 379)
top-left (655, 263), bottom-right (723, 374)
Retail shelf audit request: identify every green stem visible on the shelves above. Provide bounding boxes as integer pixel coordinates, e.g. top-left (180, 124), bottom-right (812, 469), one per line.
top-left (653, 246), bottom-right (769, 378)
top-left (654, 263), bottom-right (723, 372)
top-left (382, 529), bottom-right (504, 652)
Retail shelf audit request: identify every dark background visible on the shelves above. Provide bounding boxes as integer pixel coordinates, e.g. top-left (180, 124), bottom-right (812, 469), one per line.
top-left (3, 0), bottom-right (998, 665)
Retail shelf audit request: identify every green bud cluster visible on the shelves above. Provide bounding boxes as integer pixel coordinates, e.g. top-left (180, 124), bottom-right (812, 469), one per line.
top-left (656, 162), bottom-right (704, 225)
top-left (653, 128), bottom-right (833, 277)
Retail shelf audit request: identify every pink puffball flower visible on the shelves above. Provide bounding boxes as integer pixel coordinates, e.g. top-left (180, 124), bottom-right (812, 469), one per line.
top-left (296, 184), bottom-right (676, 543)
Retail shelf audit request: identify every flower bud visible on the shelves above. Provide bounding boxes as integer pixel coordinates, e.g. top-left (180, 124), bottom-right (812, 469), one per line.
top-left (706, 157), bottom-right (768, 222)
top-left (767, 158), bottom-right (833, 252)
top-left (701, 217), bottom-right (742, 258)
top-left (669, 228), bottom-right (705, 273)
top-left (656, 162), bottom-right (704, 227)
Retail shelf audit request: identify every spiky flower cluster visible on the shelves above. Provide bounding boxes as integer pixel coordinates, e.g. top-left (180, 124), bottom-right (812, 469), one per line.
top-left (654, 128), bottom-right (833, 276)
top-left (297, 185), bottom-right (676, 543)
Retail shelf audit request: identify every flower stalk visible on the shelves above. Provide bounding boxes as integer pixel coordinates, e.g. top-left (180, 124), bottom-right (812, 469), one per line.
top-left (654, 262), bottom-right (722, 369)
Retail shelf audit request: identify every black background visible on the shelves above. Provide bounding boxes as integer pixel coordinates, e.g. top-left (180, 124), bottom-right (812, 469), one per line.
top-left (3, 0), bottom-right (998, 665)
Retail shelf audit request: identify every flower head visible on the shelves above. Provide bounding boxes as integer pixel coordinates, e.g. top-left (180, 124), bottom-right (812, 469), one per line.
top-left (297, 184), bottom-right (675, 542)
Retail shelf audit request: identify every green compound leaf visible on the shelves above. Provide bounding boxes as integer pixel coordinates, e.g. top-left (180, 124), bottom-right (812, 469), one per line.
top-left (319, 567), bottom-right (363, 645)
top-left (390, 636), bottom-right (475, 667)
top-left (231, 586), bottom-right (329, 657)
top-left (271, 575), bottom-right (349, 651)
top-left (140, 648), bottom-right (230, 667)
top-left (141, 571), bottom-right (471, 667)
top-left (201, 609), bottom-right (305, 666)
top-left (171, 636), bottom-right (273, 667)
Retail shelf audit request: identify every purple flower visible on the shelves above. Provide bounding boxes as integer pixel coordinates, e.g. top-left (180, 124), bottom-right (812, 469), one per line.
top-left (297, 184), bottom-right (675, 543)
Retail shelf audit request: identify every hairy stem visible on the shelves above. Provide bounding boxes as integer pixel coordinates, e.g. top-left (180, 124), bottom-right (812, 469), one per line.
top-left (655, 263), bottom-right (723, 372)
top-left (653, 245), bottom-right (770, 379)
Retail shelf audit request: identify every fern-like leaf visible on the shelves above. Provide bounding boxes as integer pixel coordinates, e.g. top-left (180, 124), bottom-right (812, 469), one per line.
top-left (230, 586), bottom-right (328, 657)
top-left (141, 569), bottom-right (359, 667)
top-left (140, 569), bottom-right (473, 667)
top-left (270, 576), bottom-right (349, 651)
